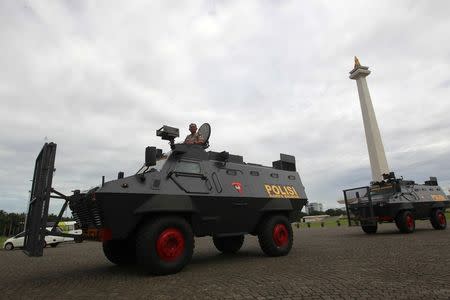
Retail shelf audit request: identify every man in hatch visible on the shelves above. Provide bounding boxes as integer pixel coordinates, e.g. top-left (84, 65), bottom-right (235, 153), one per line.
top-left (184, 123), bottom-right (204, 145)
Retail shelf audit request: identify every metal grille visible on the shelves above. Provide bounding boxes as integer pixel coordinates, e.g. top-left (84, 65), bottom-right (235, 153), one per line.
top-left (343, 186), bottom-right (375, 226)
top-left (69, 191), bottom-right (103, 229)
top-left (344, 187), bottom-right (370, 204)
top-left (23, 143), bottom-right (57, 257)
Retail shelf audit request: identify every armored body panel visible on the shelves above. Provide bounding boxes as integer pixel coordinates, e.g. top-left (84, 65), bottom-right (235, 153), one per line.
top-left (343, 174), bottom-right (449, 234)
top-left (70, 143), bottom-right (307, 240)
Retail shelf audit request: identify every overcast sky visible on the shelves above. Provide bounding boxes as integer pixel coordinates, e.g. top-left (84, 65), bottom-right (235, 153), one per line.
top-left (1, 0), bottom-right (450, 214)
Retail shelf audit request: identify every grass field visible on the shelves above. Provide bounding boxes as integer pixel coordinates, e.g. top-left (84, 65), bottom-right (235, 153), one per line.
top-left (0, 236), bottom-right (7, 246)
top-left (294, 217), bottom-right (349, 229)
top-left (295, 211), bottom-right (450, 229)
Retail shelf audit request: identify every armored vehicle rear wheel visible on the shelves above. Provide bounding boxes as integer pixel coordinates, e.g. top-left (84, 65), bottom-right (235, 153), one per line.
top-left (361, 223), bottom-right (377, 234)
top-left (213, 235), bottom-right (244, 254)
top-left (395, 211), bottom-right (415, 233)
top-left (136, 216), bottom-right (194, 275)
top-left (258, 215), bottom-right (293, 257)
top-left (103, 239), bottom-right (136, 265)
top-left (430, 209), bottom-right (447, 230)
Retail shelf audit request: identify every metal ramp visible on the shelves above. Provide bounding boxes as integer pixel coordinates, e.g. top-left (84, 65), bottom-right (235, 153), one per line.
top-left (342, 186), bottom-right (376, 226)
top-left (23, 143), bottom-right (80, 257)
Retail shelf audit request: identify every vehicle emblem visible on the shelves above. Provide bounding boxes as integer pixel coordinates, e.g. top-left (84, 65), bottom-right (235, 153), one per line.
top-left (232, 182), bottom-right (243, 193)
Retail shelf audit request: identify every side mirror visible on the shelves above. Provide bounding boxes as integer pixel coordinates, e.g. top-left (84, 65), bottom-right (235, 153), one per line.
top-left (156, 149), bottom-right (163, 159)
top-left (145, 146), bottom-right (157, 166)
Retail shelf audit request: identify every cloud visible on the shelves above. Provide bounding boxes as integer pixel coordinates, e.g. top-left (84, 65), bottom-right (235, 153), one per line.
top-left (1, 0), bottom-right (450, 213)
top-left (438, 79), bottom-right (450, 89)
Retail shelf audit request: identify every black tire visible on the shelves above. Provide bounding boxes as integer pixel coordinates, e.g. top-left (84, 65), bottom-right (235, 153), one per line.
top-left (4, 243), bottom-right (14, 251)
top-left (430, 209), bottom-right (447, 230)
top-left (74, 236), bottom-right (83, 243)
top-left (258, 215), bottom-right (293, 257)
top-left (213, 235), bottom-right (244, 254)
top-left (103, 239), bottom-right (136, 266)
top-left (395, 211), bottom-right (415, 233)
top-left (136, 216), bottom-right (194, 275)
top-left (50, 243), bottom-right (59, 248)
top-left (361, 223), bottom-right (377, 234)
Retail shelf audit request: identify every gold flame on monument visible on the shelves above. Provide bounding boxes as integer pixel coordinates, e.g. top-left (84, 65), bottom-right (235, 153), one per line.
top-left (354, 56), bottom-right (361, 68)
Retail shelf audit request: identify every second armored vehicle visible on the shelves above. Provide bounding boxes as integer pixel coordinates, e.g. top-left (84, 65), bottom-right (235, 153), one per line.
top-left (23, 124), bottom-right (308, 275)
top-left (343, 172), bottom-right (449, 234)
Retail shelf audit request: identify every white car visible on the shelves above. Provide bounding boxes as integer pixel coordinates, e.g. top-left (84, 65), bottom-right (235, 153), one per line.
top-left (3, 231), bottom-right (65, 251)
top-left (45, 227), bottom-right (75, 243)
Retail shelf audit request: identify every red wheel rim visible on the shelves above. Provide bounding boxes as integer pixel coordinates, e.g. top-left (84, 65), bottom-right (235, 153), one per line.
top-left (406, 214), bottom-right (414, 229)
top-left (156, 228), bottom-right (185, 262)
top-left (273, 224), bottom-right (289, 247)
top-left (438, 213), bottom-right (446, 226)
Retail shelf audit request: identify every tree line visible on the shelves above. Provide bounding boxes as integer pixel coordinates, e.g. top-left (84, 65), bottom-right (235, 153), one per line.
top-left (0, 210), bottom-right (73, 237)
top-left (307, 208), bottom-right (347, 216)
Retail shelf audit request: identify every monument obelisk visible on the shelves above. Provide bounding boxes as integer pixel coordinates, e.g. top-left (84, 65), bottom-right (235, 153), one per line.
top-left (349, 57), bottom-right (389, 182)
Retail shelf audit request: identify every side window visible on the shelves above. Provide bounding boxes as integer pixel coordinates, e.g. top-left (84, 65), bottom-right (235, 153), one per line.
top-left (175, 161), bottom-right (201, 174)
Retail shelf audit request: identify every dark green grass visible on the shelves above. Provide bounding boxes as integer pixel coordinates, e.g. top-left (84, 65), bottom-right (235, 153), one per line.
top-left (295, 210), bottom-right (450, 229)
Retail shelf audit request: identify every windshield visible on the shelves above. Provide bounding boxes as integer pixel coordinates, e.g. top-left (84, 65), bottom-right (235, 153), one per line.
top-left (14, 232), bottom-right (25, 238)
top-left (136, 152), bottom-right (170, 174)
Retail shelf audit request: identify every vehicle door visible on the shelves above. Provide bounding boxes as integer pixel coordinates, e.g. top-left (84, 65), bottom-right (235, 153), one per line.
top-left (215, 167), bottom-right (252, 234)
top-left (14, 232), bottom-right (25, 247)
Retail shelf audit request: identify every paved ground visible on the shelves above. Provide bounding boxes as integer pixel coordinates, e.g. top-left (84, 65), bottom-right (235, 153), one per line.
top-left (1, 222), bottom-right (449, 299)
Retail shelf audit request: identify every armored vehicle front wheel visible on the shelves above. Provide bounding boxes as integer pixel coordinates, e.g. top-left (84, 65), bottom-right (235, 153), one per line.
top-left (258, 215), bottom-right (293, 257)
top-left (213, 235), bottom-right (244, 254)
top-left (103, 239), bottom-right (136, 265)
top-left (395, 211), bottom-right (415, 233)
top-left (430, 209), bottom-right (447, 230)
top-left (136, 216), bottom-right (194, 275)
top-left (361, 223), bottom-right (377, 234)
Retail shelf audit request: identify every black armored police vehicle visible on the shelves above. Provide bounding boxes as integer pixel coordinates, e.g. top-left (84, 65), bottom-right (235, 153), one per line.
top-left (343, 172), bottom-right (449, 234)
top-left (23, 123), bottom-right (308, 275)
